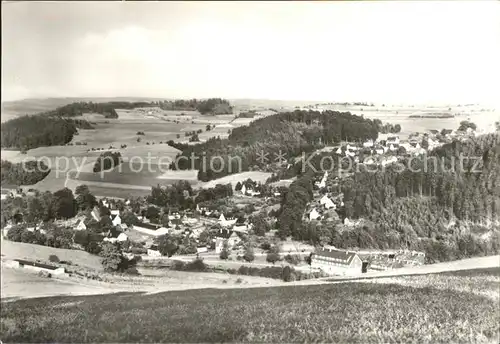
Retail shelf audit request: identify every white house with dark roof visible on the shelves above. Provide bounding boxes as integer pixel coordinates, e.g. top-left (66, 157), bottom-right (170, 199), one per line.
top-left (311, 247), bottom-right (363, 276)
top-left (91, 206), bottom-right (101, 221)
top-left (320, 195), bottom-right (336, 210)
top-left (112, 214), bottom-right (122, 227)
top-left (214, 229), bottom-right (242, 252)
top-left (309, 208), bottom-right (321, 221)
top-left (75, 220), bottom-right (87, 231)
top-left (219, 213), bottom-right (237, 227)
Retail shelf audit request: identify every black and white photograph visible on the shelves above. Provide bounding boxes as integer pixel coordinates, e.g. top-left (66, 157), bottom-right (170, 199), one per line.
top-left (1, 1), bottom-right (499, 342)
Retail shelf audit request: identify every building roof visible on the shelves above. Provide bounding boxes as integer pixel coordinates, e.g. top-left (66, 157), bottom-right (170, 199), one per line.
top-left (134, 222), bottom-right (161, 230)
top-left (14, 259), bottom-right (59, 270)
top-left (216, 229), bottom-right (240, 239)
top-left (313, 247), bottom-right (359, 265)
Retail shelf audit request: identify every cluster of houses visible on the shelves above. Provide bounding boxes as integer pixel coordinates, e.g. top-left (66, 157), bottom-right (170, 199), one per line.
top-left (308, 193), bottom-right (343, 221)
top-left (239, 184), bottom-right (261, 197)
top-left (328, 127), bottom-right (471, 167)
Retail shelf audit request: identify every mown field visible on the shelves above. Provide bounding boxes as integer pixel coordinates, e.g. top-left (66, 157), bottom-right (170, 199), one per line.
top-left (1, 268), bottom-right (498, 343)
top-left (1, 240), bottom-right (103, 271)
top-left (71, 163), bottom-right (197, 187)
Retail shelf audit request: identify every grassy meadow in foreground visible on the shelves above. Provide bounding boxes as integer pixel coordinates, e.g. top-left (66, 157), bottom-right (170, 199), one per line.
top-left (1, 268), bottom-right (499, 343)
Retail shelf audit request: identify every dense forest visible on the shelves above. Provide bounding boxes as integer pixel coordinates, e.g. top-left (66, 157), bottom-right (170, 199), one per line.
top-left (158, 98), bottom-right (233, 115)
top-left (0, 115), bottom-right (93, 150)
top-left (172, 110), bottom-right (381, 181)
top-left (43, 101), bottom-right (170, 118)
top-left (93, 152), bottom-right (123, 172)
top-left (276, 133), bottom-right (500, 262)
top-left (1, 160), bottom-right (51, 186)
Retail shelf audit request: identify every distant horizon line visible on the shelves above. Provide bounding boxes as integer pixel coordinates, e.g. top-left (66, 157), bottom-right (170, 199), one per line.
top-left (1, 96), bottom-right (496, 108)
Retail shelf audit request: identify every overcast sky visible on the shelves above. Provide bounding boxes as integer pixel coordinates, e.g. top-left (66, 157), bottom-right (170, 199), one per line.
top-left (2, 1), bottom-right (499, 105)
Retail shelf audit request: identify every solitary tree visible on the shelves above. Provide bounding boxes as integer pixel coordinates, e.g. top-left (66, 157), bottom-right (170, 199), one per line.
top-left (243, 245), bottom-right (255, 262)
top-left (100, 243), bottom-right (124, 272)
top-left (219, 240), bottom-right (230, 260)
top-left (156, 235), bottom-right (178, 257)
top-left (266, 246), bottom-right (281, 264)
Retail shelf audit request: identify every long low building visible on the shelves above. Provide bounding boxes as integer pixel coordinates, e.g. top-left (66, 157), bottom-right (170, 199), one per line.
top-left (311, 247), bottom-right (364, 276)
top-left (132, 223), bottom-right (169, 237)
top-left (6, 259), bottom-right (67, 276)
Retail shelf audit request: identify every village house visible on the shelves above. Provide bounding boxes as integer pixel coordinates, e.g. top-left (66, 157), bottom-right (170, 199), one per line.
top-left (147, 244), bottom-right (162, 257)
top-left (75, 220), bottom-right (87, 231)
top-left (373, 145), bottom-right (385, 155)
top-left (196, 246), bottom-right (208, 254)
top-left (91, 206), bottom-right (101, 221)
top-left (232, 223), bottom-right (251, 233)
top-left (309, 208), bottom-right (321, 221)
top-left (311, 247), bottom-right (364, 276)
top-left (218, 213), bottom-right (237, 227)
top-left (386, 136), bottom-right (400, 145)
top-left (320, 195), bottom-right (336, 210)
top-left (111, 214), bottom-right (122, 227)
top-left (2, 223), bottom-right (12, 238)
top-left (214, 228), bottom-right (242, 253)
top-left (168, 213), bottom-right (181, 221)
top-left (315, 171), bottom-right (328, 189)
top-left (132, 222), bottom-right (169, 237)
top-left (363, 139), bottom-right (374, 148)
top-left (103, 232), bottom-right (128, 243)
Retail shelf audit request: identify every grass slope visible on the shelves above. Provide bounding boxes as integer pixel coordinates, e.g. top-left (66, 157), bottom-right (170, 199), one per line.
top-left (1, 240), bottom-right (103, 271)
top-left (1, 268), bottom-right (498, 343)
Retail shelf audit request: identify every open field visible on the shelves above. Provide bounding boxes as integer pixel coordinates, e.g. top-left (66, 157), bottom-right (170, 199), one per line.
top-left (200, 171), bottom-right (272, 189)
top-left (85, 185), bottom-right (153, 199)
top-left (70, 163), bottom-right (198, 187)
top-left (0, 267), bottom-right (115, 301)
top-left (1, 267), bottom-right (498, 343)
top-left (1, 240), bottom-right (103, 271)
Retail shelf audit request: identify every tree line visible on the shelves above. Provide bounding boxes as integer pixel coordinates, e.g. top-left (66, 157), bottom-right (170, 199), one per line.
top-left (158, 98), bottom-right (233, 115)
top-left (93, 152), bottom-right (123, 172)
top-left (1, 160), bottom-right (51, 186)
top-left (1, 116), bottom-right (93, 150)
top-left (171, 110), bottom-right (382, 181)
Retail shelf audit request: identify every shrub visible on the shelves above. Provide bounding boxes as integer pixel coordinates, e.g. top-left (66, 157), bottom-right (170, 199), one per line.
top-left (260, 242), bottom-right (271, 251)
top-left (243, 246), bottom-right (255, 262)
top-left (284, 254), bottom-right (300, 265)
top-left (37, 270), bottom-right (51, 278)
top-left (282, 266), bottom-right (294, 282)
top-left (235, 278), bottom-right (243, 284)
top-left (130, 247), bottom-right (147, 255)
top-left (266, 252), bottom-right (281, 264)
top-left (123, 267), bottom-right (140, 276)
top-left (184, 257), bottom-right (208, 272)
top-left (238, 266), bottom-right (250, 275)
top-left (172, 260), bottom-right (186, 271)
top-left (48, 255), bottom-right (60, 263)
